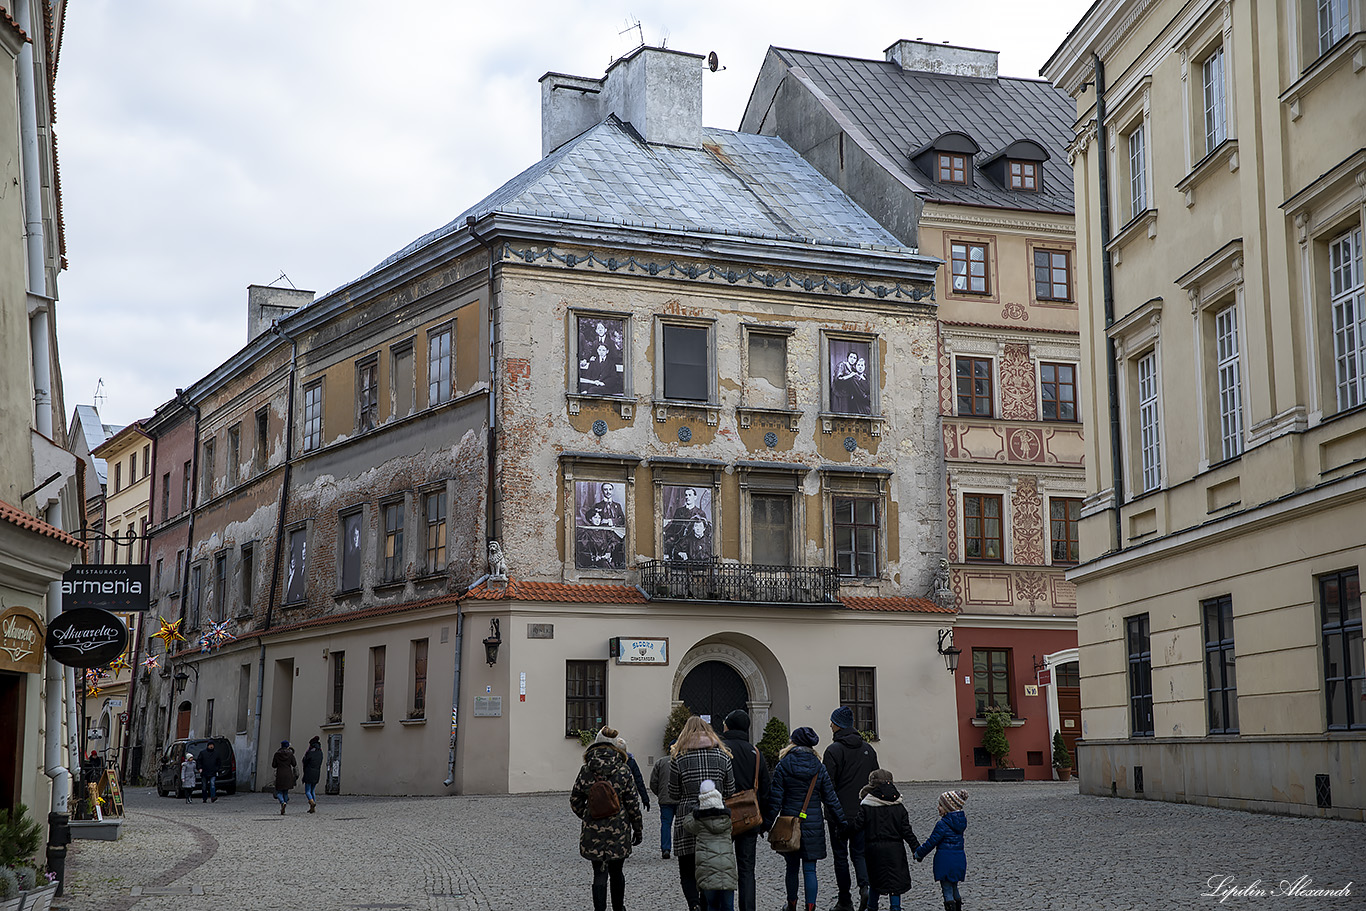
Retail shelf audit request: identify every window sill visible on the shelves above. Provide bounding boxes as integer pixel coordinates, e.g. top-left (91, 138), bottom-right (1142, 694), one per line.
top-left (320, 722), bottom-right (344, 731)
top-left (819, 412), bottom-right (885, 437)
top-left (1176, 139), bottom-right (1238, 207)
top-left (970, 717), bottom-right (1027, 728)
top-left (400, 717), bottom-right (427, 726)
top-left (360, 720), bottom-right (385, 728)
top-left (1106, 209), bottom-right (1158, 263)
top-left (373, 579), bottom-right (407, 593)
top-left (412, 571), bottom-right (447, 583)
top-left (1282, 32), bottom-right (1366, 120)
top-left (736, 405), bottom-right (801, 432)
top-left (567, 392), bottom-right (634, 419)
top-left (335, 587), bottom-right (363, 599)
top-left (653, 399), bottom-right (720, 426)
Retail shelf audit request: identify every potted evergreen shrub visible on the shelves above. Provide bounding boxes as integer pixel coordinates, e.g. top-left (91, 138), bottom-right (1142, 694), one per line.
top-left (1052, 731), bottom-right (1073, 781)
top-left (661, 702), bottom-right (693, 753)
top-left (0, 804), bottom-right (57, 909)
top-left (982, 706), bottom-right (1023, 781)
top-left (757, 716), bottom-right (789, 770)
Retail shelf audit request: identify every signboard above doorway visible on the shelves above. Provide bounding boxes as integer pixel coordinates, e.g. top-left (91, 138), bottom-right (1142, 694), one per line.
top-left (0, 604), bottom-right (45, 674)
top-left (45, 607), bottom-right (128, 668)
top-left (61, 565), bottom-right (151, 612)
top-left (610, 638), bottom-right (668, 665)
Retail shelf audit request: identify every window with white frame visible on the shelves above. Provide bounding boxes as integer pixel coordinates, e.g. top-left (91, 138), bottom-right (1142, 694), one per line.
top-left (1138, 351), bottom-right (1162, 492)
top-left (1329, 227), bottom-right (1365, 411)
top-left (302, 381), bottom-right (323, 452)
top-left (1202, 46), bottom-right (1226, 154)
top-left (1214, 305), bottom-right (1244, 459)
top-left (1318, 0), bottom-right (1350, 55)
top-left (1127, 126), bottom-right (1147, 218)
top-left (427, 325), bottom-right (453, 406)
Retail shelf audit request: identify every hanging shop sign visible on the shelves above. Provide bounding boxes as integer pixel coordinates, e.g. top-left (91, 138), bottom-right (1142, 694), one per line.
top-left (45, 607), bottom-right (128, 668)
top-left (0, 604), bottom-right (45, 674)
top-left (61, 565), bottom-right (151, 613)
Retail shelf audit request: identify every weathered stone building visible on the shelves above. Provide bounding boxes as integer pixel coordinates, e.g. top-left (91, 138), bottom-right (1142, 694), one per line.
top-left (134, 46), bottom-right (960, 796)
top-left (742, 40), bottom-right (1083, 780)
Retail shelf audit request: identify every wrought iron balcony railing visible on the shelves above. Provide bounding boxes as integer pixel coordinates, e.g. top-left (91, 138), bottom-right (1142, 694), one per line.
top-left (638, 559), bottom-right (841, 605)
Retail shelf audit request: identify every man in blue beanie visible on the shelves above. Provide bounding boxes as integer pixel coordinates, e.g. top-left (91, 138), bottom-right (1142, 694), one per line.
top-left (824, 705), bottom-right (878, 911)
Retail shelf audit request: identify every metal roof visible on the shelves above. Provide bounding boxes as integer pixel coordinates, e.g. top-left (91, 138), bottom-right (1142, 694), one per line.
top-left (369, 116), bottom-right (907, 276)
top-left (766, 47), bottom-right (1075, 214)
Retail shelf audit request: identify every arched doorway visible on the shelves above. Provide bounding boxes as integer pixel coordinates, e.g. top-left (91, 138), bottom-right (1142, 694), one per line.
top-left (175, 701), bottom-right (191, 739)
top-left (678, 661), bottom-right (749, 733)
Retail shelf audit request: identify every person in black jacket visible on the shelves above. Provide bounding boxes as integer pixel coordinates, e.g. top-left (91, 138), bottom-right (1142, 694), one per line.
top-left (615, 734), bottom-right (652, 814)
top-left (301, 736), bottom-right (324, 813)
top-left (823, 706), bottom-right (879, 911)
top-left (196, 741), bottom-right (222, 803)
top-left (721, 709), bottom-right (771, 911)
top-left (852, 769), bottom-right (919, 911)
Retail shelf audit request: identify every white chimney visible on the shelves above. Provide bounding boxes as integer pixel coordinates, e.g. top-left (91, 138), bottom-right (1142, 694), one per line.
top-left (540, 47), bottom-right (704, 157)
top-left (884, 40), bottom-right (998, 79)
top-left (247, 284), bottom-right (313, 341)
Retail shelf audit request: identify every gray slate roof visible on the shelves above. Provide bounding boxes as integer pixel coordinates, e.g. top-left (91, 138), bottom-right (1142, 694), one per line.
top-left (769, 47), bottom-right (1074, 214)
top-left (370, 117), bottom-right (906, 276)
top-left (72, 403), bottom-right (121, 485)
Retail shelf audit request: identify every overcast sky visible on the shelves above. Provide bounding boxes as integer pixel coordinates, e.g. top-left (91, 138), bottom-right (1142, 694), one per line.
top-left (55, 0), bottom-right (1092, 427)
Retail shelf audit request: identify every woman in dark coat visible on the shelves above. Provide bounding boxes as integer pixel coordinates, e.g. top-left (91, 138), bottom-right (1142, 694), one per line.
top-left (271, 740), bottom-right (297, 815)
top-left (853, 769), bottom-right (919, 910)
top-left (766, 726), bottom-right (846, 911)
top-left (570, 726), bottom-right (644, 911)
top-left (301, 736), bottom-right (324, 813)
top-left (668, 716), bottom-right (735, 911)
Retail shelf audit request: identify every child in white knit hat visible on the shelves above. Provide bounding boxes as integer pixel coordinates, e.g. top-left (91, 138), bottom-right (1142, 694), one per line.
top-left (914, 790), bottom-right (968, 911)
top-left (681, 779), bottom-right (737, 910)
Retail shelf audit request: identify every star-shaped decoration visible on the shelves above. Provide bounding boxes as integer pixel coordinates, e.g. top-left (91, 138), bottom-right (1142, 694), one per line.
top-left (141, 655), bottom-right (160, 671)
top-left (153, 617), bottom-right (186, 651)
top-left (109, 654), bottom-right (132, 675)
top-left (87, 685), bottom-right (103, 698)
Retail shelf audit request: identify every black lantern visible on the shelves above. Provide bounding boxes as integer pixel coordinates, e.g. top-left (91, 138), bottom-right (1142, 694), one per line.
top-left (937, 629), bottom-right (961, 674)
top-left (482, 618), bottom-right (502, 666)
top-left (173, 663), bottom-right (199, 693)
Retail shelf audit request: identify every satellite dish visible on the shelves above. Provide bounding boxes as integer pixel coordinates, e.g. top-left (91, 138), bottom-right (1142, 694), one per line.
top-left (708, 51), bottom-right (720, 72)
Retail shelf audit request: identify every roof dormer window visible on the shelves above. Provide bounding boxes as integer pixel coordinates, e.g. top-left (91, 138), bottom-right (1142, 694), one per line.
top-left (1008, 161), bottom-right (1038, 191)
top-left (938, 153), bottom-right (968, 184)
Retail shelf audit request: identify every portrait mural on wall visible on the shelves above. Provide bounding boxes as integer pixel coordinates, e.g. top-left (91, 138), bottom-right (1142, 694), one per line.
top-left (661, 484), bottom-right (713, 562)
top-left (574, 481), bottom-right (626, 570)
top-left (285, 529), bottom-right (307, 603)
top-left (829, 338), bottom-right (872, 415)
top-left (577, 316), bottom-right (626, 396)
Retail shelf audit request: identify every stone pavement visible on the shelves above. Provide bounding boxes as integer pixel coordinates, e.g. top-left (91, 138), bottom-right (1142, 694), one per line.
top-left (55, 781), bottom-right (1362, 911)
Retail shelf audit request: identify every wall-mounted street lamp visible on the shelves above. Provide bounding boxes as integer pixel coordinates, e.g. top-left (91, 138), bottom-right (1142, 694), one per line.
top-left (483, 618), bottom-right (502, 666)
top-left (173, 663), bottom-right (199, 693)
top-left (937, 629), bottom-right (961, 675)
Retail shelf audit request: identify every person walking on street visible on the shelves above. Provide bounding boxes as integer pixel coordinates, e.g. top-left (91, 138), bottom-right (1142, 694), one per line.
top-left (681, 779), bottom-right (737, 910)
top-left (913, 790), bottom-right (968, 911)
top-left (852, 770), bottom-right (919, 911)
top-left (196, 741), bottom-right (222, 803)
top-left (720, 709), bottom-right (771, 911)
top-left (617, 735), bottom-right (651, 815)
top-left (767, 726), bottom-right (847, 911)
top-left (301, 736), bottom-right (324, 813)
top-left (669, 716), bottom-right (735, 911)
top-left (570, 726), bottom-right (644, 911)
top-left (650, 741), bottom-right (679, 859)
top-left (272, 740), bottom-right (298, 815)
top-left (823, 706), bottom-right (878, 911)
top-left (179, 750), bottom-right (197, 803)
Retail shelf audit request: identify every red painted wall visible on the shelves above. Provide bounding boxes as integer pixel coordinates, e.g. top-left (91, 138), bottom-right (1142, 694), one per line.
top-left (950, 624), bottom-right (1076, 781)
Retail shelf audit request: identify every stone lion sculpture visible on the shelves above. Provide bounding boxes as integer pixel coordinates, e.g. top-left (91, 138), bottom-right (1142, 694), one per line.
top-left (487, 540), bottom-right (509, 581)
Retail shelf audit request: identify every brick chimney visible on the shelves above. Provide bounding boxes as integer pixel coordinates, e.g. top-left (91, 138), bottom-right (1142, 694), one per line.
top-left (247, 284), bottom-right (314, 341)
top-left (540, 46), bottom-right (704, 157)
top-left (884, 40), bottom-right (998, 79)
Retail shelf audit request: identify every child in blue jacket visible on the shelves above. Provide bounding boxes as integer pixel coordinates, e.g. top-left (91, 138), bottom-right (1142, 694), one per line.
top-left (913, 789), bottom-right (967, 911)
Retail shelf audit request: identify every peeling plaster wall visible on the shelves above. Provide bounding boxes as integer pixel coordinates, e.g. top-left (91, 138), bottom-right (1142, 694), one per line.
top-left (493, 248), bottom-right (943, 597)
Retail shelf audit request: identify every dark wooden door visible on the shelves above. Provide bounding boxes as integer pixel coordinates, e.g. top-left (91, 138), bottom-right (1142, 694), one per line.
top-left (175, 702), bottom-right (191, 739)
top-left (1056, 660), bottom-right (1081, 761)
top-left (679, 661), bottom-right (748, 734)
top-left (0, 672), bottom-right (25, 810)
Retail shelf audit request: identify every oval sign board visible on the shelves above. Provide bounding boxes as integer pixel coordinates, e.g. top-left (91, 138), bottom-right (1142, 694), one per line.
top-left (45, 608), bottom-right (128, 668)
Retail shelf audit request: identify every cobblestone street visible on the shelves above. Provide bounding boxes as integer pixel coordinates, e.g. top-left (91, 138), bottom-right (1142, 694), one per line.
top-left (56, 781), bottom-right (1362, 911)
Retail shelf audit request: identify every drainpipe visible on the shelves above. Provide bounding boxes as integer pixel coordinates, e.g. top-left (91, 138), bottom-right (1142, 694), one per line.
top-left (443, 601), bottom-right (464, 788)
top-left (1092, 53), bottom-right (1125, 552)
top-left (252, 322), bottom-right (297, 789)
top-left (165, 391), bottom-right (200, 749)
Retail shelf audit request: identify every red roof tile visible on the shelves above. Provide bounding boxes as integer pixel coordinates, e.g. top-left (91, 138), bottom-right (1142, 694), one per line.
top-left (0, 8), bottom-right (28, 42)
top-left (840, 595), bottom-right (955, 614)
top-left (464, 578), bottom-right (648, 604)
top-left (0, 498), bottom-right (83, 548)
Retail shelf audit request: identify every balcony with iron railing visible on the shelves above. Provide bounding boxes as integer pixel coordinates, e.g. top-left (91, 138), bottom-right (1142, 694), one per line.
top-left (638, 559), bottom-right (841, 605)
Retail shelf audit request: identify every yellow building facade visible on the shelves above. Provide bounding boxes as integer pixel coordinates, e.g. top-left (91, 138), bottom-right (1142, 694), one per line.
top-left (1044, 0), bottom-right (1366, 818)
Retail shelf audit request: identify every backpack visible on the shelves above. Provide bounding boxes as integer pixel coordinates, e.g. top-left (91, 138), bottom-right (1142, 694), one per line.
top-left (587, 774), bottom-right (621, 819)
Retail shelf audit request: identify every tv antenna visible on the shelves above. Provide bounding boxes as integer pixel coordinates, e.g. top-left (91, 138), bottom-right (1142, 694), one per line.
top-left (93, 377), bottom-right (106, 410)
top-left (620, 18), bottom-right (644, 50)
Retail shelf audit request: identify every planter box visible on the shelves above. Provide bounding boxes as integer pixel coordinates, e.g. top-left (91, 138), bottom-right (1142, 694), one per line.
top-left (1055, 767), bottom-right (1073, 781)
top-left (988, 767), bottom-right (1025, 782)
top-left (69, 818), bottom-right (123, 841)
top-left (20, 884), bottom-right (58, 911)
top-left (2, 895), bottom-right (22, 911)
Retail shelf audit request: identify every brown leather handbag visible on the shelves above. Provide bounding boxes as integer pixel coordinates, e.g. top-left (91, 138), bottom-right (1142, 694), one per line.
top-left (767, 774), bottom-right (817, 853)
top-left (726, 749), bottom-right (764, 836)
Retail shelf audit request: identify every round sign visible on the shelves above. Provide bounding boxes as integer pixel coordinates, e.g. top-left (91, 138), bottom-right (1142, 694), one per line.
top-left (45, 607), bottom-right (128, 668)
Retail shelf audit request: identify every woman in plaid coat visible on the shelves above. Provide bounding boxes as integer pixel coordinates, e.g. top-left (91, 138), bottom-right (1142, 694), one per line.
top-left (669, 716), bottom-right (735, 911)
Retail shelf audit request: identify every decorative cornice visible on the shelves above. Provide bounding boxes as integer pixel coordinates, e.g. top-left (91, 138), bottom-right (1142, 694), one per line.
top-left (918, 208), bottom-right (1074, 238)
top-left (498, 241), bottom-right (935, 303)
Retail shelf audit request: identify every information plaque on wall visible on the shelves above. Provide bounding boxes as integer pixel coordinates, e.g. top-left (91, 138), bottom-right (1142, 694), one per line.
top-left (474, 696), bottom-right (503, 716)
top-left (613, 638), bottom-right (668, 665)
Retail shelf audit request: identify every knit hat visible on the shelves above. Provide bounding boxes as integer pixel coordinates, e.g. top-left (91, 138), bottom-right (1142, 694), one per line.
top-left (698, 779), bottom-right (725, 811)
top-left (281, 740), bottom-right (289, 748)
top-left (724, 709), bottom-right (750, 732)
top-left (938, 789), bottom-right (968, 814)
top-left (830, 706), bottom-right (855, 729)
top-left (790, 726), bottom-right (819, 747)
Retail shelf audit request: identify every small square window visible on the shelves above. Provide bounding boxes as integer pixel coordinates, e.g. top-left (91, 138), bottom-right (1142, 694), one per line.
top-left (1034, 250), bottom-right (1071, 301)
top-left (938, 153), bottom-right (967, 183)
top-left (963, 494), bottom-right (1003, 562)
top-left (955, 357), bottom-right (994, 417)
top-left (662, 324), bottom-right (710, 402)
top-left (1041, 362), bottom-right (1077, 421)
top-left (950, 242), bottom-right (990, 294)
top-left (833, 497), bottom-right (878, 577)
top-left (1009, 161), bottom-right (1038, 190)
